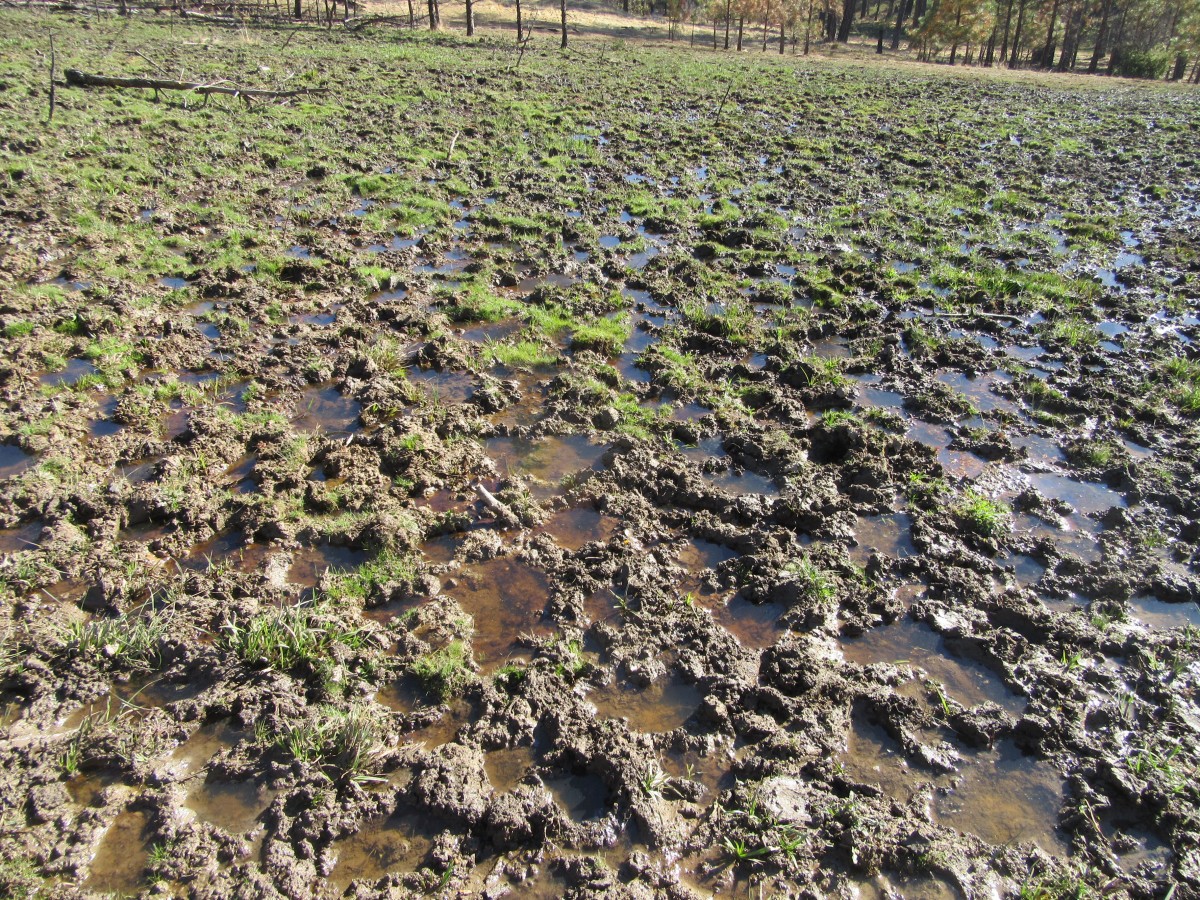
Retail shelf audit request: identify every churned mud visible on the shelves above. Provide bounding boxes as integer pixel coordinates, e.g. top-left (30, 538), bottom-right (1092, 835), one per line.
top-left (0, 10), bottom-right (1199, 898)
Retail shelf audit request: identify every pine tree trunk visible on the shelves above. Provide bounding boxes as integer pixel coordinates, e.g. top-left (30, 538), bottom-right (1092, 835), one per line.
top-left (890, 0), bottom-right (907, 48)
top-left (1040, 0), bottom-right (1060, 68)
top-left (837, 0), bottom-right (855, 41)
top-left (998, 0), bottom-right (1014, 60)
top-left (465, 0), bottom-right (474, 35)
top-left (1088, 0), bottom-right (1112, 72)
top-left (560, 0), bottom-right (568, 47)
top-left (1007, 0), bottom-right (1026, 67)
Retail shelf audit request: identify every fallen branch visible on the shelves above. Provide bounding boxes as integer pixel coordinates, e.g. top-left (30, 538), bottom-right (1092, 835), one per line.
top-left (178, 7), bottom-right (242, 23)
top-left (342, 13), bottom-right (420, 29)
top-left (474, 483), bottom-right (520, 528)
top-left (65, 68), bottom-right (328, 101)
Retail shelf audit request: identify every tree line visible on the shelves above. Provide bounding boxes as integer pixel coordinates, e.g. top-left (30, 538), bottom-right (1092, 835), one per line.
top-left (666, 0), bottom-right (1200, 79)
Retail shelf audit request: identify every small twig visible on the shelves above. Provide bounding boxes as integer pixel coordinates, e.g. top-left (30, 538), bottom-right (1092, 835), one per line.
top-left (713, 78), bottom-right (734, 124)
top-left (280, 24), bottom-right (305, 48)
top-left (129, 48), bottom-right (168, 75)
top-left (46, 32), bottom-right (56, 124)
top-left (513, 32), bottom-right (532, 69)
top-left (445, 129), bottom-right (460, 165)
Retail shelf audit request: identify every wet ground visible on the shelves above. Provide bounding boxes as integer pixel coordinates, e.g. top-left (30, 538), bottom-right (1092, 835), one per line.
top-left (0, 10), bottom-right (1199, 899)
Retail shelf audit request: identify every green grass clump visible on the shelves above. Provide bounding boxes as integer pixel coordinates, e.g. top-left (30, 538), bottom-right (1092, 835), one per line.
top-left (570, 314), bottom-right (630, 356)
top-left (682, 298), bottom-right (757, 346)
top-left (1162, 358), bottom-right (1200, 415)
top-left (326, 549), bottom-right (419, 603)
top-left (651, 345), bottom-right (704, 395)
top-left (489, 340), bottom-right (558, 369)
top-left (59, 607), bottom-right (175, 670)
top-left (957, 490), bottom-right (1010, 537)
top-left (1049, 318), bottom-right (1097, 348)
top-left (1068, 440), bottom-right (1117, 468)
top-left (222, 603), bottom-right (370, 672)
top-left (785, 557), bottom-right (836, 603)
top-left (3, 321), bottom-right (36, 338)
top-left (440, 280), bottom-right (521, 323)
top-left (276, 702), bottom-right (385, 775)
top-left (526, 303), bottom-right (574, 337)
top-left (410, 640), bottom-right (473, 701)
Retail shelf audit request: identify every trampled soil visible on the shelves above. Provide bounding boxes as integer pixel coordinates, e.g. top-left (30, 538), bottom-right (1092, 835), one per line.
top-left (0, 12), bottom-right (1198, 898)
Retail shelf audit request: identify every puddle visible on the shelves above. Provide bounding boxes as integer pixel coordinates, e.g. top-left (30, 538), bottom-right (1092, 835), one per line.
top-left (934, 740), bottom-right (1067, 854)
top-left (906, 420), bottom-right (951, 450)
top-left (1128, 595), bottom-right (1200, 630)
top-left (184, 531), bottom-right (272, 575)
top-left (850, 873), bottom-right (961, 899)
top-left (1005, 552), bottom-right (1047, 586)
top-left (167, 721), bottom-right (241, 778)
top-left (851, 512), bottom-right (914, 565)
top-left (462, 319), bottom-right (521, 343)
top-left (1017, 513), bottom-right (1103, 563)
top-left (678, 538), bottom-right (737, 574)
top-left (1012, 433), bottom-right (1066, 464)
top-left (705, 467), bottom-right (778, 496)
top-left (445, 557), bottom-right (552, 669)
top-left (328, 812), bottom-right (434, 894)
top-left (289, 543), bottom-right (367, 588)
top-left (0, 521), bottom-right (42, 554)
top-left (40, 358), bottom-right (97, 387)
top-left (540, 506), bottom-right (616, 551)
top-left (420, 532), bottom-right (462, 565)
top-left (590, 674), bottom-right (702, 733)
top-left (509, 272), bottom-right (578, 294)
top-left (812, 337), bottom-right (851, 359)
top-left (187, 777), bottom-right (275, 835)
top-left (544, 772), bottom-right (609, 822)
top-left (935, 370), bottom-right (1018, 415)
top-left (486, 745), bottom-right (535, 793)
top-left (1026, 471), bottom-right (1126, 515)
top-left (938, 447), bottom-right (989, 480)
top-left (711, 595), bottom-right (786, 649)
top-left (484, 434), bottom-right (605, 500)
top-left (599, 235), bottom-right (622, 250)
top-left (842, 618), bottom-right (1023, 714)
top-left (407, 368), bottom-right (475, 404)
top-left (294, 385), bottom-right (361, 434)
top-left (367, 235), bottom-right (422, 253)
top-left (842, 717), bottom-right (945, 800)
top-left (85, 809), bottom-right (149, 895)
top-left (89, 395), bottom-right (123, 437)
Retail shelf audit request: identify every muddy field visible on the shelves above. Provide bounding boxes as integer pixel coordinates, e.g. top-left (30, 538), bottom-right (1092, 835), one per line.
top-left (0, 13), bottom-right (1198, 898)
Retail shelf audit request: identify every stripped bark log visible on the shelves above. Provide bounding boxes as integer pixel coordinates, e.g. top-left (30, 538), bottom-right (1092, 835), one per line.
top-left (64, 68), bottom-right (327, 101)
top-left (178, 8), bottom-right (243, 23)
top-left (474, 483), bottom-right (519, 528)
